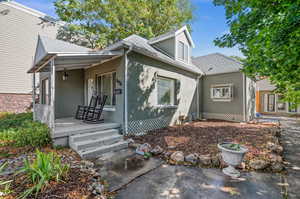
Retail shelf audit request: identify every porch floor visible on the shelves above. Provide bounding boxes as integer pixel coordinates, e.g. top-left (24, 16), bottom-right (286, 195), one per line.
top-left (53, 117), bottom-right (121, 138)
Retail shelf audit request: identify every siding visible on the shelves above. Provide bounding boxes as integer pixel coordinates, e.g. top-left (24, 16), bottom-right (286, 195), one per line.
top-left (127, 52), bottom-right (199, 134)
top-left (153, 37), bottom-right (175, 58)
top-left (0, 2), bottom-right (58, 94)
top-left (201, 72), bottom-right (244, 122)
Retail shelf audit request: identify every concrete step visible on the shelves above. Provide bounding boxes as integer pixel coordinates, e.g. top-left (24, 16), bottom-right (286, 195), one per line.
top-left (79, 141), bottom-right (128, 159)
top-left (69, 129), bottom-right (119, 143)
top-left (53, 122), bottom-right (121, 138)
top-left (71, 134), bottom-right (123, 151)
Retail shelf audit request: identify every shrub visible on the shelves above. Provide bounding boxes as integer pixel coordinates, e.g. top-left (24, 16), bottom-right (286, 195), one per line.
top-left (0, 163), bottom-right (12, 196)
top-left (0, 112), bottom-right (51, 147)
top-left (19, 150), bottom-right (69, 199)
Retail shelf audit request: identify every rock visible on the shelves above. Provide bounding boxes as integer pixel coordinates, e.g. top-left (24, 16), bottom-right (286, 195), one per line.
top-left (136, 143), bottom-right (152, 154)
top-left (150, 145), bottom-right (164, 155)
top-left (90, 182), bottom-right (104, 195)
top-left (269, 153), bottom-right (283, 163)
top-left (170, 151), bottom-right (185, 162)
top-left (271, 162), bottom-right (284, 172)
top-left (129, 143), bottom-right (141, 149)
top-left (185, 153), bottom-right (199, 164)
top-left (81, 160), bottom-right (94, 169)
top-left (127, 138), bottom-right (135, 144)
top-left (162, 151), bottom-right (172, 159)
top-left (198, 155), bottom-right (212, 166)
top-left (211, 155), bottom-right (220, 167)
top-left (270, 127), bottom-right (281, 137)
top-left (168, 145), bottom-right (176, 150)
top-left (267, 142), bottom-right (283, 154)
top-left (249, 159), bottom-right (269, 170)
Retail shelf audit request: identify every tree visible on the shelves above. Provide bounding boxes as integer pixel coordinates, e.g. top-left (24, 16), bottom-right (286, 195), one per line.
top-left (54, 0), bottom-right (193, 49)
top-left (213, 0), bottom-right (300, 106)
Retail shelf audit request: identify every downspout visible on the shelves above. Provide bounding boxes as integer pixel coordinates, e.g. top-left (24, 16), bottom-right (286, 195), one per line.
top-left (124, 45), bottom-right (133, 135)
top-left (196, 75), bottom-right (201, 119)
top-left (242, 73), bottom-right (247, 122)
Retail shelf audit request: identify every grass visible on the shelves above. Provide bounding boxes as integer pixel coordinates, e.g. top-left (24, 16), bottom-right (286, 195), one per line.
top-left (0, 112), bottom-right (51, 148)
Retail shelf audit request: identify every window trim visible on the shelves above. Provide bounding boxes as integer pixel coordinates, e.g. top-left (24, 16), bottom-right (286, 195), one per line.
top-left (267, 94), bottom-right (276, 112)
top-left (177, 41), bottom-right (189, 63)
top-left (156, 76), bottom-right (176, 106)
top-left (210, 84), bottom-right (233, 102)
top-left (96, 71), bottom-right (117, 107)
top-left (41, 77), bottom-right (49, 105)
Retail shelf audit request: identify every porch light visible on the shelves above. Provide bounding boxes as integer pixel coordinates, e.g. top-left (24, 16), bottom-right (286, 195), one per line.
top-left (62, 70), bottom-right (68, 81)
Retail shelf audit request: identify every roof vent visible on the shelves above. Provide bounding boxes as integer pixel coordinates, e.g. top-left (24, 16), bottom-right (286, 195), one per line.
top-left (0, 9), bottom-right (10, 16)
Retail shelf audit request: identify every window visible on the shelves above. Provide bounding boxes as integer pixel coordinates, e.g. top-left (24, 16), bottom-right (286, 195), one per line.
top-left (267, 94), bottom-right (275, 112)
top-left (211, 84), bottom-right (233, 101)
top-left (96, 72), bottom-right (116, 106)
top-left (41, 78), bottom-right (49, 105)
top-left (157, 76), bottom-right (175, 106)
top-left (277, 95), bottom-right (286, 112)
top-left (177, 41), bottom-right (189, 62)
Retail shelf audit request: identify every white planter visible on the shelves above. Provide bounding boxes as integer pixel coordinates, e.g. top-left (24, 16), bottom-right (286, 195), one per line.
top-left (218, 142), bottom-right (248, 178)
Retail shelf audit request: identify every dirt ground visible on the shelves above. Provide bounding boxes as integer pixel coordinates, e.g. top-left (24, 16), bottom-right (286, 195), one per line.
top-left (129, 120), bottom-right (279, 162)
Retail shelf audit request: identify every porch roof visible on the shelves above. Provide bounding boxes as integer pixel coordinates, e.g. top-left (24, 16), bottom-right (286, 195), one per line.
top-left (28, 36), bottom-right (123, 73)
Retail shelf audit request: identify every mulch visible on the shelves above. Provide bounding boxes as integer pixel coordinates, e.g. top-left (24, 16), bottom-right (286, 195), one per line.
top-left (128, 120), bottom-right (278, 160)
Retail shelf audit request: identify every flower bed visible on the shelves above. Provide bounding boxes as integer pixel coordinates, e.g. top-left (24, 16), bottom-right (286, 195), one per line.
top-left (127, 120), bottom-right (284, 172)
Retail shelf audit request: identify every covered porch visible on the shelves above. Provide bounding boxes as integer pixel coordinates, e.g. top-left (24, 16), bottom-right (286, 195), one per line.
top-left (28, 36), bottom-right (124, 133)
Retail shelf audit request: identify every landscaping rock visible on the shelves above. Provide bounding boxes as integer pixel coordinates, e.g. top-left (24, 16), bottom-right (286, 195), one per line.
top-left (267, 142), bottom-right (283, 154)
top-left (198, 155), bottom-right (212, 166)
top-left (211, 154), bottom-right (220, 167)
top-left (249, 159), bottom-right (269, 170)
top-left (136, 143), bottom-right (152, 153)
top-left (90, 182), bottom-right (105, 195)
top-left (185, 153), bottom-right (199, 164)
top-left (162, 151), bottom-right (172, 159)
top-left (150, 146), bottom-right (163, 155)
top-left (270, 127), bottom-right (281, 137)
top-left (269, 153), bottom-right (283, 163)
top-left (170, 151), bottom-right (184, 162)
top-left (271, 162), bottom-right (284, 172)
top-left (81, 160), bottom-right (94, 169)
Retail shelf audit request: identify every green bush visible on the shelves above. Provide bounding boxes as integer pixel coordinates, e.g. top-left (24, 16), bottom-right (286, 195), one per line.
top-left (0, 112), bottom-right (50, 147)
top-left (0, 162), bottom-right (12, 196)
top-left (19, 150), bottom-right (69, 199)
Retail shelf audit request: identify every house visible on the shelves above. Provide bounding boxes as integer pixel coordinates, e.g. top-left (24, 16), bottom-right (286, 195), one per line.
top-left (256, 79), bottom-right (300, 115)
top-left (0, 1), bottom-right (60, 112)
top-left (28, 26), bottom-right (255, 158)
top-left (193, 53), bottom-right (256, 122)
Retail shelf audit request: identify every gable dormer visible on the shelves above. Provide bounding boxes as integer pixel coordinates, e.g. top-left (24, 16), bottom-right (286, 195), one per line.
top-left (148, 26), bottom-right (195, 64)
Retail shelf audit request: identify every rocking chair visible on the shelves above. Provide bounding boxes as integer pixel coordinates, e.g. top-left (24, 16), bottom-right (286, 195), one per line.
top-left (75, 95), bottom-right (99, 120)
top-left (83, 95), bottom-right (108, 124)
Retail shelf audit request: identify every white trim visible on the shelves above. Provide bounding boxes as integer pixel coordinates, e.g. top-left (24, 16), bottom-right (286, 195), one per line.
top-left (210, 83), bottom-right (233, 102)
top-left (50, 59), bottom-right (55, 130)
top-left (124, 47), bottom-right (133, 134)
top-left (32, 73), bottom-right (36, 120)
top-left (96, 71), bottom-right (116, 106)
top-left (2, 1), bottom-right (47, 18)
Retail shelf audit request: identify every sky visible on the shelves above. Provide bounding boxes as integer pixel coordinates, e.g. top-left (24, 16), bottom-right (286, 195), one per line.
top-left (15, 0), bottom-right (243, 57)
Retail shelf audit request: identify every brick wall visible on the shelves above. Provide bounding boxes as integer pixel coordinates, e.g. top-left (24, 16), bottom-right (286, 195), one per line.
top-left (0, 93), bottom-right (32, 113)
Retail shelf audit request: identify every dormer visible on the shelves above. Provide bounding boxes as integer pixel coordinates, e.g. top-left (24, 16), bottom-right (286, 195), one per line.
top-left (148, 26), bottom-right (195, 64)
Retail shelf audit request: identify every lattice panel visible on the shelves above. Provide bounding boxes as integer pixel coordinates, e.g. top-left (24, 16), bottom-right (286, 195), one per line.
top-left (202, 112), bottom-right (244, 122)
top-left (127, 116), bottom-right (172, 135)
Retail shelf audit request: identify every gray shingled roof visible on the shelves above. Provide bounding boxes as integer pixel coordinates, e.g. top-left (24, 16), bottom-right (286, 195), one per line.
top-left (39, 36), bottom-right (91, 53)
top-left (192, 53), bottom-right (242, 75)
top-left (106, 34), bottom-right (202, 74)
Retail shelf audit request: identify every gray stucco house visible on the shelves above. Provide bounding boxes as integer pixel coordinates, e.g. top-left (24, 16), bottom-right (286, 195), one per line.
top-left (28, 26), bottom-right (255, 158)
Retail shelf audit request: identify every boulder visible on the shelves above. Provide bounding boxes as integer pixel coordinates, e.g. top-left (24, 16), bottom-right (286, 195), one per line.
top-left (271, 162), bottom-right (284, 172)
top-left (267, 142), bottom-right (283, 154)
top-left (199, 155), bottom-right (212, 166)
top-left (185, 153), bottom-right (199, 164)
top-left (163, 151), bottom-right (172, 159)
top-left (136, 143), bottom-right (152, 154)
top-left (269, 153), bottom-right (283, 163)
top-left (249, 159), bottom-right (269, 170)
top-left (211, 154), bottom-right (220, 167)
top-left (150, 145), bottom-right (164, 155)
top-left (170, 151), bottom-right (185, 162)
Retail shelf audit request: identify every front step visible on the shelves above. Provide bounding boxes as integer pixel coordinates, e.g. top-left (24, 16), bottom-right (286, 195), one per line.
top-left (79, 141), bottom-right (128, 159)
top-left (69, 129), bottom-right (119, 143)
top-left (71, 134), bottom-right (123, 151)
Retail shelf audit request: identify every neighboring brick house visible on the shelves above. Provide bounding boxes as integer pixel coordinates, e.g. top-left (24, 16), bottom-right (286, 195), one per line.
top-left (0, 1), bottom-right (60, 112)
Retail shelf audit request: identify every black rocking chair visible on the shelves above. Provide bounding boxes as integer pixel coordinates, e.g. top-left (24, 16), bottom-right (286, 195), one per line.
top-left (83, 95), bottom-right (108, 124)
top-left (75, 95), bottom-right (99, 120)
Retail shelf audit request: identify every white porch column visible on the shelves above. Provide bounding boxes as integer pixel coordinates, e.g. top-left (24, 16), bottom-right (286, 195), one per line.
top-left (32, 72), bottom-right (36, 120)
top-left (50, 59), bottom-right (56, 130)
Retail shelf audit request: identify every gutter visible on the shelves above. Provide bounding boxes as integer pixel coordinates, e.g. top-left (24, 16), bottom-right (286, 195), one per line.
top-left (124, 45), bottom-right (133, 135)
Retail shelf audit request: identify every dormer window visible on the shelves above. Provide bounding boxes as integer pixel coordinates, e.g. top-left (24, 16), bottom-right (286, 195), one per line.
top-left (178, 41), bottom-right (189, 62)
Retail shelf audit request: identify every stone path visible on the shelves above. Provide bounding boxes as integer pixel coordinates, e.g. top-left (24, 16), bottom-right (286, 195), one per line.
top-left (279, 117), bottom-right (300, 198)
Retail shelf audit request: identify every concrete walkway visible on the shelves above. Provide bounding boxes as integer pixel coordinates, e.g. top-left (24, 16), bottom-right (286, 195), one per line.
top-left (116, 165), bottom-right (283, 199)
top-left (279, 117), bottom-right (300, 198)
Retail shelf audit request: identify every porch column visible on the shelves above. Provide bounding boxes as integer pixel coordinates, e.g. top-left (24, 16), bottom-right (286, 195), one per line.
top-left (32, 72), bottom-right (36, 120)
top-left (50, 59), bottom-right (56, 130)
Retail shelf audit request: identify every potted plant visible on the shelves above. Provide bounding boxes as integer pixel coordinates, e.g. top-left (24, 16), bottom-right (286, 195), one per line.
top-left (218, 142), bottom-right (248, 178)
